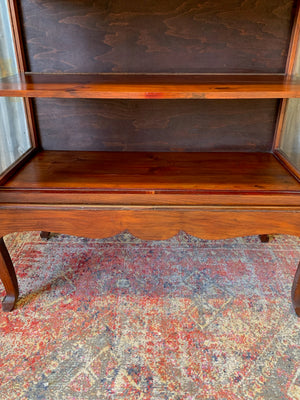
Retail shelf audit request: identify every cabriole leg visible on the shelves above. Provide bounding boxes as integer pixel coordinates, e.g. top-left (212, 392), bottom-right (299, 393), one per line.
top-left (292, 262), bottom-right (300, 317)
top-left (0, 237), bottom-right (19, 312)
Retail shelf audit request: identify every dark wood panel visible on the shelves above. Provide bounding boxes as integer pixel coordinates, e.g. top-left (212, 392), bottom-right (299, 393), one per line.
top-left (4, 151), bottom-right (299, 192)
top-left (2, 73), bottom-right (300, 99)
top-left (34, 99), bottom-right (278, 152)
top-left (19, 0), bottom-right (295, 74)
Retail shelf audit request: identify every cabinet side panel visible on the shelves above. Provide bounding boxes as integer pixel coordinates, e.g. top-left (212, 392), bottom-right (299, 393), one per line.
top-left (19, 0), bottom-right (295, 74)
top-left (36, 99), bottom-right (278, 152)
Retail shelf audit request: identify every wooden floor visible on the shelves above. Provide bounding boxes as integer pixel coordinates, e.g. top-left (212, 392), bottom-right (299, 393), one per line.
top-left (3, 151), bottom-right (300, 193)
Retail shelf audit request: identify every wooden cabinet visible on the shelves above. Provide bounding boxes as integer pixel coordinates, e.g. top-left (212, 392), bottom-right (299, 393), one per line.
top-left (0, 0), bottom-right (300, 315)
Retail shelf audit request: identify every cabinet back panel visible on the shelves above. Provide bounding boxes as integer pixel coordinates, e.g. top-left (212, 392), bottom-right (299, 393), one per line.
top-left (36, 99), bottom-right (278, 152)
top-left (20, 0), bottom-right (295, 73)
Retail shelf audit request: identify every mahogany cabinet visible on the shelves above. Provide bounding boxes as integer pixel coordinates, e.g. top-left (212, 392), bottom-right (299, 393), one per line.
top-left (0, 0), bottom-right (300, 315)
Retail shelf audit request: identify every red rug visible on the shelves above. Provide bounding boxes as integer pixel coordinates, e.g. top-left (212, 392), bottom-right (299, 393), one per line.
top-left (0, 231), bottom-right (300, 399)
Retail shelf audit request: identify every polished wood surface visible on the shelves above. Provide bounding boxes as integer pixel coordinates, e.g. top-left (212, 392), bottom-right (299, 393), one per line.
top-left (3, 151), bottom-right (300, 193)
top-left (3, 189), bottom-right (300, 208)
top-left (1, 207), bottom-right (300, 242)
top-left (2, 73), bottom-right (300, 99)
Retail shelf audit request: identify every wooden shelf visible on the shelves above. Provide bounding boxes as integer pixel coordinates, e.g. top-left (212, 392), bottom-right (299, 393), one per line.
top-left (3, 151), bottom-right (299, 194)
top-left (1, 73), bottom-right (300, 99)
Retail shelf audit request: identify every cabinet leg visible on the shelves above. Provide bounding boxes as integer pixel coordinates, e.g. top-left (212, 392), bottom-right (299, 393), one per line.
top-left (259, 234), bottom-right (275, 243)
top-left (40, 231), bottom-right (51, 240)
top-left (292, 262), bottom-right (300, 317)
top-left (259, 234), bottom-right (270, 243)
top-left (0, 237), bottom-right (19, 312)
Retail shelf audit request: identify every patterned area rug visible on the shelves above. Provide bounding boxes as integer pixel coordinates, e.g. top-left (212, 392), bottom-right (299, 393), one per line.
top-left (0, 231), bottom-right (300, 399)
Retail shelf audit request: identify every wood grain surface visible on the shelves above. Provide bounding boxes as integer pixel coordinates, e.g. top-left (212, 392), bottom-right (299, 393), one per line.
top-left (2, 73), bottom-right (300, 99)
top-left (3, 150), bottom-right (299, 193)
top-left (19, 0), bottom-right (295, 74)
top-left (1, 207), bottom-right (300, 241)
top-left (31, 98), bottom-right (278, 152)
